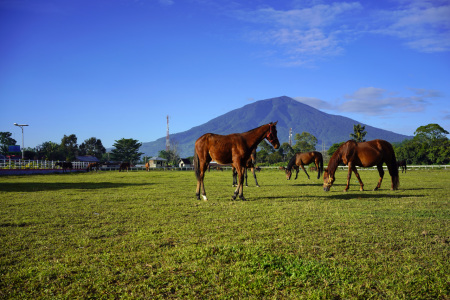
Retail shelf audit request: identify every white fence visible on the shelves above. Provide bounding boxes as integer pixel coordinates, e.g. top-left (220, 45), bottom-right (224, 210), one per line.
top-left (0, 159), bottom-right (448, 172)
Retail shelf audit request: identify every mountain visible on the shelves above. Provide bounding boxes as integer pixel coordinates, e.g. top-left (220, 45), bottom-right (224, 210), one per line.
top-left (140, 96), bottom-right (412, 158)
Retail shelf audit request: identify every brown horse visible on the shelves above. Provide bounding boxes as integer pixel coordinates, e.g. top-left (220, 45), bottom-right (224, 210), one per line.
top-left (86, 162), bottom-right (100, 172)
top-left (232, 148), bottom-right (259, 187)
top-left (397, 160), bottom-right (407, 173)
top-left (194, 122), bottom-right (280, 201)
top-left (145, 162), bottom-right (150, 171)
top-left (285, 151), bottom-right (323, 180)
top-left (119, 162), bottom-right (131, 172)
top-left (323, 139), bottom-right (399, 192)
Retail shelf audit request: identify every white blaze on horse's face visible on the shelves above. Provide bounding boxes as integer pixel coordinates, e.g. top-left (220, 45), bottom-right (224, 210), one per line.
top-left (323, 170), bottom-right (334, 191)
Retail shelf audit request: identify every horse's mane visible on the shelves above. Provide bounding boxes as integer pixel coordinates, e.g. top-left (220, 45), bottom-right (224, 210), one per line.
top-left (286, 155), bottom-right (297, 171)
top-left (327, 141), bottom-right (352, 173)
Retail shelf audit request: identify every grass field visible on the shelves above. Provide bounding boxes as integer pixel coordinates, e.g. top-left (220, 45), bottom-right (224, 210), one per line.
top-left (1, 168), bottom-right (449, 299)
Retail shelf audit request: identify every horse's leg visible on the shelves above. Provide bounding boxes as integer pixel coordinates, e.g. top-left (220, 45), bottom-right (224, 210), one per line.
top-left (300, 164), bottom-right (310, 179)
top-left (232, 166), bottom-right (246, 201)
top-left (244, 168), bottom-right (248, 187)
top-left (344, 165), bottom-right (353, 192)
top-left (294, 166), bottom-right (299, 180)
top-left (352, 167), bottom-right (364, 191)
top-left (252, 167), bottom-right (260, 187)
top-left (232, 168), bottom-right (237, 187)
top-left (374, 164), bottom-right (384, 191)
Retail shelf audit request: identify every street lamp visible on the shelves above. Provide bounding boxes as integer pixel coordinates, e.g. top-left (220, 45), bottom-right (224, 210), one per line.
top-left (14, 123), bottom-right (29, 160)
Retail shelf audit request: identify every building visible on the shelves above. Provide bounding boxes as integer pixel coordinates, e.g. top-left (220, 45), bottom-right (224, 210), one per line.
top-left (178, 158), bottom-right (191, 168)
top-left (148, 157), bottom-right (167, 168)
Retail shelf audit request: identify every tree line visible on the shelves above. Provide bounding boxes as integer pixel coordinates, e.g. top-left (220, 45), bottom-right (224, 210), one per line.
top-left (1, 123), bottom-right (448, 165)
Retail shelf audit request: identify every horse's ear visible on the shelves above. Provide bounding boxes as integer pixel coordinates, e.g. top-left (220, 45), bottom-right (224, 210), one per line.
top-left (273, 121), bottom-right (278, 125)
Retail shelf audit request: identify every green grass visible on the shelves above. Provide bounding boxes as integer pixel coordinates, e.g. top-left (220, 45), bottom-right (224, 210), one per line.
top-left (1, 169), bottom-right (449, 299)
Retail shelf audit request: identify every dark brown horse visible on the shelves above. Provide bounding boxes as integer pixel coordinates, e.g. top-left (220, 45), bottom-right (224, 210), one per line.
top-left (194, 122), bottom-right (280, 201)
top-left (397, 160), bottom-right (407, 173)
top-left (55, 162), bottom-right (73, 173)
top-left (119, 162), bottom-right (131, 172)
top-left (323, 139), bottom-right (399, 192)
top-left (285, 151), bottom-right (323, 180)
top-left (86, 162), bottom-right (100, 172)
top-left (232, 148), bottom-right (260, 187)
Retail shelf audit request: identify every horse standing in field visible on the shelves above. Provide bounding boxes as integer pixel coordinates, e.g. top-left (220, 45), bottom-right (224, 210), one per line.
top-left (397, 160), bottom-right (407, 173)
top-left (119, 162), bottom-right (131, 172)
top-left (284, 151), bottom-right (323, 180)
top-left (55, 162), bottom-right (73, 173)
top-left (232, 148), bottom-right (260, 187)
top-left (145, 162), bottom-right (150, 171)
top-left (323, 139), bottom-right (399, 192)
top-left (86, 162), bottom-right (100, 172)
top-left (194, 122), bottom-right (280, 201)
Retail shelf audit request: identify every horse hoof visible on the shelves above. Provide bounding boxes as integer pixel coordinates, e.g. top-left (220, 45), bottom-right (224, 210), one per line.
top-left (256, 185), bottom-right (260, 188)
top-left (239, 195), bottom-right (247, 201)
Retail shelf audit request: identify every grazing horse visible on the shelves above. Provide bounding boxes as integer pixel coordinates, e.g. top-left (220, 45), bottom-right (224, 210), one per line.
top-left (397, 160), bottom-right (407, 173)
top-left (119, 162), bottom-right (131, 172)
top-left (194, 122), bottom-right (280, 201)
top-left (55, 162), bottom-right (73, 173)
top-left (232, 148), bottom-right (260, 187)
top-left (285, 151), bottom-right (323, 180)
top-left (323, 139), bottom-right (399, 192)
top-left (86, 162), bottom-right (100, 172)
top-left (145, 162), bottom-right (150, 171)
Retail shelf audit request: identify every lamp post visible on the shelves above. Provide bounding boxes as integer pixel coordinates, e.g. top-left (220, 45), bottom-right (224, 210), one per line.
top-left (14, 123), bottom-right (29, 160)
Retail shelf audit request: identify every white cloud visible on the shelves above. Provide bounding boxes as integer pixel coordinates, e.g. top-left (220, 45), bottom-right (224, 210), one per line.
top-left (233, 2), bottom-right (362, 65)
top-left (371, 0), bottom-right (450, 52)
top-left (294, 97), bottom-right (334, 110)
top-left (295, 87), bottom-right (443, 116)
top-left (336, 87), bottom-right (442, 115)
top-left (231, 0), bottom-right (450, 65)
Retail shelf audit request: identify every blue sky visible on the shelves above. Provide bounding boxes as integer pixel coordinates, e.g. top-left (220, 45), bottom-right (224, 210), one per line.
top-left (1, 0), bottom-right (449, 149)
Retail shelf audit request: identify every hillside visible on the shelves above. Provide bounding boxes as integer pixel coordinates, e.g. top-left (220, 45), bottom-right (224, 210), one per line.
top-left (140, 96), bottom-right (411, 158)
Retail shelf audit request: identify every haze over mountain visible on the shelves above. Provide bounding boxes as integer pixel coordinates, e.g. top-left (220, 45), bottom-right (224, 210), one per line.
top-left (140, 96), bottom-right (411, 158)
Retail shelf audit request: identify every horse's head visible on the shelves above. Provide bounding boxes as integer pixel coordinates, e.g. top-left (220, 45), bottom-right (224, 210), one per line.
top-left (285, 168), bottom-right (292, 180)
top-left (266, 121), bottom-right (280, 149)
top-left (323, 168), bottom-right (335, 191)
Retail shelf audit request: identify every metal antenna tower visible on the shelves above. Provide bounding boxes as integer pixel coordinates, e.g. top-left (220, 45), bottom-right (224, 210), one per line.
top-left (166, 115), bottom-right (170, 151)
top-left (289, 128), bottom-right (292, 146)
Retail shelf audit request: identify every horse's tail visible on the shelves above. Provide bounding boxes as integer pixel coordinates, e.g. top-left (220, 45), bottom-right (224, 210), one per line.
top-left (193, 149), bottom-right (201, 181)
top-left (318, 152), bottom-right (324, 179)
top-left (385, 142), bottom-right (400, 190)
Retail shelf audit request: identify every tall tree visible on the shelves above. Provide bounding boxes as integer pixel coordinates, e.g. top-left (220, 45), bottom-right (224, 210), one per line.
top-left (327, 142), bottom-right (345, 157)
top-left (0, 132), bottom-right (17, 155)
top-left (37, 141), bottom-right (63, 161)
top-left (60, 134), bottom-right (78, 161)
top-left (111, 138), bottom-right (143, 163)
top-left (293, 132), bottom-right (317, 153)
top-left (350, 124), bottom-right (367, 142)
top-left (414, 124), bottom-right (449, 143)
top-left (79, 137), bottom-right (106, 159)
top-left (279, 142), bottom-right (294, 161)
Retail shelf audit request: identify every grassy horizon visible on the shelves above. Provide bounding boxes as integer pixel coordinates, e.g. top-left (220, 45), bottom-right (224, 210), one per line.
top-left (1, 169), bottom-right (449, 299)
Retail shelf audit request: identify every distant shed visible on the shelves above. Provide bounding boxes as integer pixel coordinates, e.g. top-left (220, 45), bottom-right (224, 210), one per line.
top-left (149, 157), bottom-right (167, 168)
top-left (178, 158), bottom-right (191, 168)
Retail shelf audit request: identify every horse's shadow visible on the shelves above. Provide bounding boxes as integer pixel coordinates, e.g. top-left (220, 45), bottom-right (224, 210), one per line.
top-left (324, 193), bottom-right (425, 200)
top-left (0, 182), bottom-right (152, 192)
